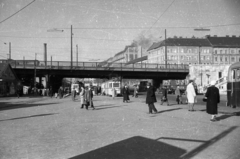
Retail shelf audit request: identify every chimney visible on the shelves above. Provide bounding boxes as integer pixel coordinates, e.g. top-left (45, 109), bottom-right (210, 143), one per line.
top-left (44, 43), bottom-right (47, 66)
top-left (174, 36), bottom-right (177, 38)
top-left (179, 36), bottom-right (182, 38)
top-left (226, 35), bottom-right (229, 37)
top-left (232, 35), bottom-right (236, 37)
top-left (192, 36), bottom-right (195, 38)
top-left (214, 35), bottom-right (217, 37)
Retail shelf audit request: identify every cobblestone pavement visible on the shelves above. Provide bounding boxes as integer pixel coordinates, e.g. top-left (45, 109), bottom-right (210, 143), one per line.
top-left (0, 94), bottom-right (240, 159)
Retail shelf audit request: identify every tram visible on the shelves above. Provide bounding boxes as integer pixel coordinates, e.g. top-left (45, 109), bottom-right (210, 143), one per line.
top-left (227, 62), bottom-right (240, 107)
top-left (101, 80), bottom-right (122, 97)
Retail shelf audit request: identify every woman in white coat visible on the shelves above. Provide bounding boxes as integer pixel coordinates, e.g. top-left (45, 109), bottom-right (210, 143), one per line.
top-left (186, 80), bottom-right (196, 111)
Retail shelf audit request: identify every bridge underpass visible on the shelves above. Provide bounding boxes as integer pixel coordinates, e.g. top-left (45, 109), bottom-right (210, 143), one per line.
top-left (7, 60), bottom-right (189, 92)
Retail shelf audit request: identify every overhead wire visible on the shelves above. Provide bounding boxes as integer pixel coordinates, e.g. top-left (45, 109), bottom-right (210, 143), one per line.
top-left (0, 0), bottom-right (36, 24)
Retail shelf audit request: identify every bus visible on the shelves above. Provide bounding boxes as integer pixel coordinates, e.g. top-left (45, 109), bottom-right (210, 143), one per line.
top-left (227, 62), bottom-right (240, 108)
top-left (101, 80), bottom-right (122, 97)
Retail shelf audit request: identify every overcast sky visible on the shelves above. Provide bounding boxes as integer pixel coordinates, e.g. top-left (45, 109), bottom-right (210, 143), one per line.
top-left (0, 0), bottom-right (240, 62)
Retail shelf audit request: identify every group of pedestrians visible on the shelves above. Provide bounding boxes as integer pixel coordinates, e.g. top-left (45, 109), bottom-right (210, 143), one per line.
top-left (79, 82), bottom-right (95, 110)
top-left (145, 80), bottom-right (220, 122)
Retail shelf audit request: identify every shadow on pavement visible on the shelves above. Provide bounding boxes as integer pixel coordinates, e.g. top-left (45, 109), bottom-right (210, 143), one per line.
top-left (0, 113), bottom-right (58, 122)
top-left (95, 105), bottom-right (126, 110)
top-left (69, 136), bottom-right (186, 159)
top-left (0, 102), bottom-right (59, 111)
top-left (156, 126), bottom-right (238, 159)
top-left (155, 108), bottom-right (182, 114)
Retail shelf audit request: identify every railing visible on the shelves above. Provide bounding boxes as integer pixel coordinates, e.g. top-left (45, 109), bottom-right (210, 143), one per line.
top-left (0, 60), bottom-right (189, 72)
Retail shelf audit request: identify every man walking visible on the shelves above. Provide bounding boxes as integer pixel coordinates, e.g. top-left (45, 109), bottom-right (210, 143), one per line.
top-left (186, 80), bottom-right (196, 111)
top-left (146, 82), bottom-right (158, 114)
top-left (175, 86), bottom-right (183, 104)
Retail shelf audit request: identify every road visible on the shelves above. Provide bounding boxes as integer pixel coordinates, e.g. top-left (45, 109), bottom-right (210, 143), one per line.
top-left (0, 94), bottom-right (240, 159)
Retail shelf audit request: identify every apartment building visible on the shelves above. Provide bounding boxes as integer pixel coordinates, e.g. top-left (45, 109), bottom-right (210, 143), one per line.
top-left (147, 37), bottom-right (213, 65)
top-left (206, 35), bottom-right (240, 64)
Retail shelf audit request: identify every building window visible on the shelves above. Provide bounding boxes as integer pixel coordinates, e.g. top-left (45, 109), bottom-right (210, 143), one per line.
top-left (215, 56), bottom-right (218, 62)
top-left (225, 50), bottom-right (228, 54)
top-left (215, 50), bottom-right (217, 54)
top-left (180, 48), bottom-right (184, 53)
top-left (220, 57), bottom-right (223, 62)
top-left (173, 48), bottom-right (177, 53)
top-left (231, 57), bottom-right (235, 62)
top-left (238, 50), bottom-right (240, 54)
top-left (188, 49), bottom-right (192, 53)
top-left (135, 54), bottom-right (138, 59)
top-left (231, 50), bottom-right (235, 54)
top-left (225, 57), bottom-right (228, 62)
top-left (220, 50), bottom-right (223, 54)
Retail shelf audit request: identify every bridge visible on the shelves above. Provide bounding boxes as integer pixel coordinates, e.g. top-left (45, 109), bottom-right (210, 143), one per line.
top-left (3, 60), bottom-right (189, 91)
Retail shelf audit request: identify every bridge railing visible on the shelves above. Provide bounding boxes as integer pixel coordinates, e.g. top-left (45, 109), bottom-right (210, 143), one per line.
top-left (1, 59), bottom-right (189, 72)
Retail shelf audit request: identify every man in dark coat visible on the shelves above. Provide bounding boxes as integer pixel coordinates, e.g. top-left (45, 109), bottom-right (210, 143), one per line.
top-left (122, 84), bottom-right (130, 103)
top-left (204, 80), bottom-right (220, 122)
top-left (146, 82), bottom-right (158, 114)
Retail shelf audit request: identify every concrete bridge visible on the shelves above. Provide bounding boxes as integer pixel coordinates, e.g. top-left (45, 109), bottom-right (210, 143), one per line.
top-left (5, 60), bottom-right (189, 92)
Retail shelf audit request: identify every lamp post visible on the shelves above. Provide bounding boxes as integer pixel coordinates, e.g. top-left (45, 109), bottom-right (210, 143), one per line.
top-left (47, 25), bottom-right (73, 69)
top-left (4, 42), bottom-right (11, 59)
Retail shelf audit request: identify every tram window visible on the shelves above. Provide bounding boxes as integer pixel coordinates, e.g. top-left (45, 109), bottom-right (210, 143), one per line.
top-left (109, 83), bottom-right (112, 88)
top-left (113, 83), bottom-right (120, 87)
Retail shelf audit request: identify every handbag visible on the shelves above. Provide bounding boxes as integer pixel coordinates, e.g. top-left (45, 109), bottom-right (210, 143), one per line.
top-left (202, 97), bottom-right (207, 102)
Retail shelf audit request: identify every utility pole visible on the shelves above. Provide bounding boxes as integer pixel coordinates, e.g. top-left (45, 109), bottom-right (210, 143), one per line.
top-left (71, 25), bottom-right (73, 69)
top-left (76, 44), bottom-right (78, 66)
top-left (34, 53), bottom-right (37, 95)
top-left (9, 42), bottom-right (11, 59)
top-left (165, 29), bottom-right (167, 68)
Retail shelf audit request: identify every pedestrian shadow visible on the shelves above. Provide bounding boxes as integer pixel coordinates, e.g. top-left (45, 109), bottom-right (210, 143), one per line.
top-left (95, 105), bottom-right (126, 110)
top-left (0, 102), bottom-right (59, 111)
top-left (155, 108), bottom-right (182, 114)
top-left (0, 113), bottom-right (58, 122)
top-left (69, 136), bottom-right (186, 159)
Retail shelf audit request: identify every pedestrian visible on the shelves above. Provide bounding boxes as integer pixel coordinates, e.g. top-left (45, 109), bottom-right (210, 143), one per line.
top-left (79, 83), bottom-right (86, 109)
top-left (132, 85), bottom-right (138, 98)
top-left (49, 86), bottom-right (53, 98)
top-left (97, 85), bottom-right (101, 95)
top-left (71, 87), bottom-right (76, 101)
top-left (122, 84), bottom-right (130, 103)
top-left (160, 86), bottom-right (169, 106)
top-left (84, 86), bottom-right (95, 110)
top-left (146, 82), bottom-right (158, 114)
top-left (89, 84), bottom-right (95, 110)
top-left (204, 80), bottom-right (220, 121)
top-left (58, 86), bottom-right (63, 99)
top-left (175, 86), bottom-right (183, 104)
top-left (16, 86), bottom-right (21, 98)
top-left (186, 80), bottom-right (196, 111)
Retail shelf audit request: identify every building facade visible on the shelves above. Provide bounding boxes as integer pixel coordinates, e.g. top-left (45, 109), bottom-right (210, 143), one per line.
top-left (206, 35), bottom-right (240, 64)
top-left (147, 37), bottom-right (213, 65)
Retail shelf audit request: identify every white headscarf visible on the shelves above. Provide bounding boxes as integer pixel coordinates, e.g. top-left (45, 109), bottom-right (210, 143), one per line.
top-left (210, 80), bottom-right (216, 86)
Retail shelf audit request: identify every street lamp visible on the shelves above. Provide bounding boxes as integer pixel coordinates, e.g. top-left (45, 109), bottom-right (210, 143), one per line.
top-left (4, 42), bottom-right (11, 59)
top-left (47, 25), bottom-right (73, 69)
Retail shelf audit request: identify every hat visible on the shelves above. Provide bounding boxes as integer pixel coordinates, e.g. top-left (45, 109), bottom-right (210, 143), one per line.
top-left (189, 80), bottom-right (194, 83)
top-left (210, 80), bottom-right (216, 85)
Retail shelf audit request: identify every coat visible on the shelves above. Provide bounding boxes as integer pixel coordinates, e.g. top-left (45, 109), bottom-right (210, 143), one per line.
top-left (205, 86), bottom-right (220, 114)
top-left (79, 87), bottom-right (85, 105)
top-left (122, 87), bottom-right (130, 100)
top-left (146, 86), bottom-right (157, 104)
top-left (160, 88), bottom-right (168, 100)
top-left (186, 83), bottom-right (196, 103)
top-left (84, 88), bottom-right (93, 104)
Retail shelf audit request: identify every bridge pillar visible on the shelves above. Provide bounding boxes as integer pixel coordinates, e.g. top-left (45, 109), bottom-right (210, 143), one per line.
top-left (49, 75), bottom-right (63, 94)
top-left (152, 79), bottom-right (163, 88)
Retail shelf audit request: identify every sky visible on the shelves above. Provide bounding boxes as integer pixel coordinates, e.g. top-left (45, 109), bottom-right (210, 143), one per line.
top-left (0, 0), bottom-right (240, 62)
